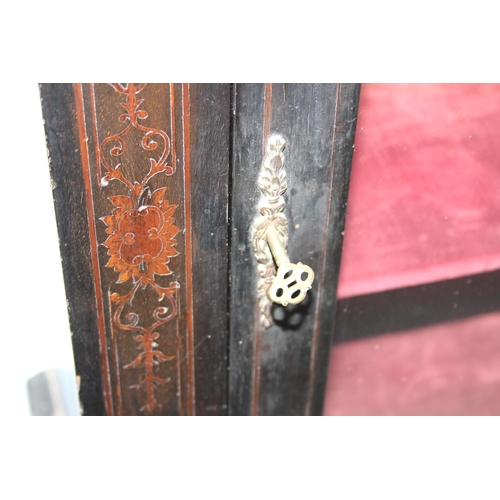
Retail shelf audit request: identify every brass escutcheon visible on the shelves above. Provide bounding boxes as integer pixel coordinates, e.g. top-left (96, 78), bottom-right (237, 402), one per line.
top-left (251, 134), bottom-right (315, 326)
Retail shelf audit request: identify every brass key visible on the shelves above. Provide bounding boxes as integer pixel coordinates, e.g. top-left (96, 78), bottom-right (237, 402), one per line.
top-left (265, 226), bottom-right (315, 306)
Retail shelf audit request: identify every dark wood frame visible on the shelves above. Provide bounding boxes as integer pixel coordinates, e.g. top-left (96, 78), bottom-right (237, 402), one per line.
top-left (40, 83), bottom-right (360, 416)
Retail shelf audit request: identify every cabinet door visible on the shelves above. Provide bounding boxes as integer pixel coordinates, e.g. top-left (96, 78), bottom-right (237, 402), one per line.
top-left (40, 83), bottom-right (359, 415)
top-left (229, 84), bottom-right (359, 415)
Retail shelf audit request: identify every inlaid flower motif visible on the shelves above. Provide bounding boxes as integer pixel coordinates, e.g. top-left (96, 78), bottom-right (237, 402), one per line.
top-left (102, 187), bottom-right (179, 286)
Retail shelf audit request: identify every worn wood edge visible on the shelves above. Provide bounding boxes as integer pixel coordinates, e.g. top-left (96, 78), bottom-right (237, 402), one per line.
top-left (189, 84), bottom-right (231, 415)
top-left (308, 83), bottom-right (361, 415)
top-left (228, 84), bottom-right (266, 415)
top-left (39, 83), bottom-right (107, 416)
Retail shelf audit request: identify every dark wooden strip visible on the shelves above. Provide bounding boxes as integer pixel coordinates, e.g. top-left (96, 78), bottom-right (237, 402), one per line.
top-left (306, 84), bottom-right (342, 415)
top-left (307, 83), bottom-right (361, 415)
top-left (189, 84), bottom-right (231, 415)
top-left (40, 84), bottom-right (107, 415)
top-left (74, 83), bottom-right (114, 415)
top-left (229, 83), bottom-right (266, 416)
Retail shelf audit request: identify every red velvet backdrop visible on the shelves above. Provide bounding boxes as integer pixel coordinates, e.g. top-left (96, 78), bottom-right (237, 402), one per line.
top-left (325, 84), bottom-right (500, 415)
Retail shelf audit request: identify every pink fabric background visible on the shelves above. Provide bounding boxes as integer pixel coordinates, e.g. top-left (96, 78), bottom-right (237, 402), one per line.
top-left (337, 84), bottom-right (500, 299)
top-left (325, 84), bottom-right (500, 415)
top-left (325, 313), bottom-right (500, 416)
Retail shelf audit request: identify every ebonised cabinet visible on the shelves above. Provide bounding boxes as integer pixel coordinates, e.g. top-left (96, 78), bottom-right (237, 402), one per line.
top-left (40, 83), bottom-right (360, 415)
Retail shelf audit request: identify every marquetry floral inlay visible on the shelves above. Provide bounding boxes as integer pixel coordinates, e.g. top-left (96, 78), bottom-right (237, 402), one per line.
top-left (98, 83), bottom-right (180, 413)
top-left (102, 189), bottom-right (179, 286)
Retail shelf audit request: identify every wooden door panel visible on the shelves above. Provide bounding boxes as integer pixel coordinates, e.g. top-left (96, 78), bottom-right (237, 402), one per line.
top-left (41, 83), bottom-right (230, 415)
top-left (41, 83), bottom-right (359, 416)
top-left (229, 83), bottom-right (360, 415)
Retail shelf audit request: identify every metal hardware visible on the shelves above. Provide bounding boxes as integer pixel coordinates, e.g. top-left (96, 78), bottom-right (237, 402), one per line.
top-left (251, 134), bottom-right (315, 327)
top-left (266, 226), bottom-right (315, 306)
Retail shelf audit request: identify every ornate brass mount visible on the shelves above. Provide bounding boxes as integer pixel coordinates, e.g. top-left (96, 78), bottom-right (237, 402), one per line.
top-left (251, 134), bottom-right (315, 327)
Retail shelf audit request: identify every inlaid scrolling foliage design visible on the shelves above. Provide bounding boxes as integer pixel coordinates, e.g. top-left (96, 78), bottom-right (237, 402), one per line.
top-left (99, 83), bottom-right (180, 412)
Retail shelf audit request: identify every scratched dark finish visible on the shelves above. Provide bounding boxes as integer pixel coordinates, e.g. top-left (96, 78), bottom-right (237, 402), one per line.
top-left (308, 83), bottom-right (361, 415)
top-left (41, 84), bottom-right (230, 415)
top-left (229, 83), bottom-right (360, 415)
top-left (42, 83), bottom-right (359, 416)
top-left (228, 84), bottom-right (265, 415)
top-left (40, 84), bottom-right (105, 416)
top-left (189, 84), bottom-right (230, 415)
